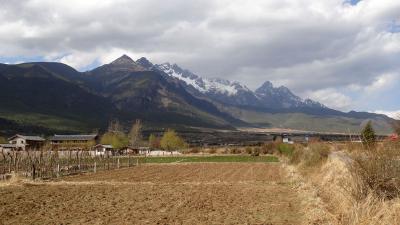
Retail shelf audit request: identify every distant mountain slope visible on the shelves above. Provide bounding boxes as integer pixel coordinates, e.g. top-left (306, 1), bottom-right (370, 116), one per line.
top-left (0, 57), bottom-right (246, 133)
top-left (254, 81), bottom-right (325, 109)
top-left (154, 61), bottom-right (394, 134)
top-left (0, 55), bottom-right (395, 135)
top-left (156, 63), bottom-right (325, 109)
top-left (219, 105), bottom-right (394, 134)
top-left (0, 63), bottom-right (114, 132)
top-left (0, 64), bottom-right (101, 112)
top-left (84, 55), bottom-right (245, 129)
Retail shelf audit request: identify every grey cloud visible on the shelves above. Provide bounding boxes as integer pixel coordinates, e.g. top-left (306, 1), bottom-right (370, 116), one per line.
top-left (0, 0), bottom-right (400, 111)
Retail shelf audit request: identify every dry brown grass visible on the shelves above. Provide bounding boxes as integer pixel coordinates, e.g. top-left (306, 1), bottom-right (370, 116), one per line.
top-left (350, 141), bottom-right (400, 200)
top-left (288, 143), bottom-right (330, 169)
top-left (291, 141), bottom-right (400, 225)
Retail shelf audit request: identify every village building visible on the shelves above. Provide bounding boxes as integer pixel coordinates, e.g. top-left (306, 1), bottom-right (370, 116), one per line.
top-left (49, 134), bottom-right (99, 150)
top-left (0, 144), bottom-right (17, 152)
top-left (93, 144), bottom-right (113, 156)
top-left (1, 134), bottom-right (45, 151)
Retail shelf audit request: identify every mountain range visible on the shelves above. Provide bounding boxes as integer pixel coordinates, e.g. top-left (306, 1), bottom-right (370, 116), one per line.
top-left (0, 55), bottom-right (394, 135)
top-left (155, 62), bottom-right (325, 109)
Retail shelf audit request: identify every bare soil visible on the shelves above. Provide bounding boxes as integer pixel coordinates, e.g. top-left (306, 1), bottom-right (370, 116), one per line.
top-left (0, 163), bottom-right (304, 225)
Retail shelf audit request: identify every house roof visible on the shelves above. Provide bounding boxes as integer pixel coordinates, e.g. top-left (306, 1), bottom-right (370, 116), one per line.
top-left (50, 134), bottom-right (98, 141)
top-left (94, 144), bottom-right (113, 148)
top-left (8, 134), bottom-right (45, 141)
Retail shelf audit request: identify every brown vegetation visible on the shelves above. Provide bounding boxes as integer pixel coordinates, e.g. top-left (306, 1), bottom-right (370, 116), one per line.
top-left (350, 142), bottom-right (400, 200)
top-left (286, 141), bottom-right (400, 224)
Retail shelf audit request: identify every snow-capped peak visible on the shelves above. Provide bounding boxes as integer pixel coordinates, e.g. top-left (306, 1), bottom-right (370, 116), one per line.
top-left (153, 59), bottom-right (325, 109)
top-left (156, 63), bottom-right (250, 96)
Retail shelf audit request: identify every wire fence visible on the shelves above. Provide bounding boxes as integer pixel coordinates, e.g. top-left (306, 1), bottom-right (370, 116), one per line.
top-left (0, 150), bottom-right (140, 181)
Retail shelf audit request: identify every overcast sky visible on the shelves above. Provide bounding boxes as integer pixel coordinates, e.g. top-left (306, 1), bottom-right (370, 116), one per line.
top-left (0, 0), bottom-right (399, 116)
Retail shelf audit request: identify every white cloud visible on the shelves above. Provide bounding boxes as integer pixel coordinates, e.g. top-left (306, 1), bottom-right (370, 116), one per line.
top-left (304, 88), bottom-right (353, 111)
top-left (364, 73), bottom-right (398, 93)
top-left (0, 0), bottom-right (399, 112)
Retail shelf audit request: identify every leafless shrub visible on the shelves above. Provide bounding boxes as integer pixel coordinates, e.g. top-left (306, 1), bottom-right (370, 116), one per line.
top-left (261, 143), bottom-right (277, 154)
top-left (350, 142), bottom-right (400, 200)
top-left (187, 147), bottom-right (200, 154)
top-left (251, 147), bottom-right (260, 156)
top-left (207, 148), bottom-right (217, 154)
top-left (229, 147), bottom-right (241, 154)
top-left (289, 143), bottom-right (330, 168)
top-left (245, 147), bottom-right (253, 154)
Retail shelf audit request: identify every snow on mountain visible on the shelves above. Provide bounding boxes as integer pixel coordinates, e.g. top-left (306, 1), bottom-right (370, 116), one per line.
top-left (156, 63), bottom-right (250, 96)
top-left (255, 81), bottom-right (327, 108)
top-left (304, 98), bottom-right (327, 108)
top-left (153, 60), bottom-right (326, 109)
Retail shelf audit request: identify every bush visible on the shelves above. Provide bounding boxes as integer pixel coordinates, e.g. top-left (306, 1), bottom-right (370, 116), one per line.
top-left (288, 143), bottom-right (330, 168)
top-left (278, 143), bottom-right (294, 157)
top-left (251, 147), bottom-right (260, 156)
top-left (344, 142), bottom-right (364, 153)
top-left (188, 147), bottom-right (200, 154)
top-left (351, 143), bottom-right (400, 199)
top-left (245, 147), bottom-right (253, 155)
top-left (230, 148), bottom-right (241, 154)
top-left (207, 148), bottom-right (217, 154)
top-left (261, 143), bottom-right (277, 154)
top-left (289, 147), bottom-right (304, 165)
top-left (303, 144), bottom-right (330, 167)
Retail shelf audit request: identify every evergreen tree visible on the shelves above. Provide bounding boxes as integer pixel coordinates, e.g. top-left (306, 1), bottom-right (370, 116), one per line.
top-left (361, 121), bottom-right (376, 149)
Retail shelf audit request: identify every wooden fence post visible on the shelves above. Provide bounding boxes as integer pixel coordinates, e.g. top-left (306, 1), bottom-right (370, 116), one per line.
top-left (117, 158), bottom-right (120, 169)
top-left (57, 164), bottom-right (60, 178)
top-left (94, 162), bottom-right (97, 173)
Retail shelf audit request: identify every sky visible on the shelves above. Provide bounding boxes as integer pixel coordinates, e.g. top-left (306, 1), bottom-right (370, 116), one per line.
top-left (0, 0), bottom-right (399, 117)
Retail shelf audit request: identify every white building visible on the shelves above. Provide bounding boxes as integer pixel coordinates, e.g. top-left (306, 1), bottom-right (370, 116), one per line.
top-left (7, 134), bottom-right (45, 151)
top-left (93, 144), bottom-right (113, 156)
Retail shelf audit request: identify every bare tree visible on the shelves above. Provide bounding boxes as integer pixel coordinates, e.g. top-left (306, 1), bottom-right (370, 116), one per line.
top-left (108, 120), bottom-right (123, 133)
top-left (129, 119), bottom-right (142, 148)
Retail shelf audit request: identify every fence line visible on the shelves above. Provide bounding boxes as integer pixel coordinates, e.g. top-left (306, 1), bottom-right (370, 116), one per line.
top-left (0, 150), bottom-right (140, 181)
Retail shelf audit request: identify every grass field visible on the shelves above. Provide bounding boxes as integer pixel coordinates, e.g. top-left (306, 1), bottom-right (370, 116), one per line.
top-left (137, 155), bottom-right (279, 163)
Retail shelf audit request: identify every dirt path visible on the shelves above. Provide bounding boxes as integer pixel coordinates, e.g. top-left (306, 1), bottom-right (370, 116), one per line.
top-left (0, 163), bottom-right (309, 225)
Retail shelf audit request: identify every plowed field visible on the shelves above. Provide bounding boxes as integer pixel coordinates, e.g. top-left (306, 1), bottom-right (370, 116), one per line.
top-left (0, 163), bottom-right (303, 224)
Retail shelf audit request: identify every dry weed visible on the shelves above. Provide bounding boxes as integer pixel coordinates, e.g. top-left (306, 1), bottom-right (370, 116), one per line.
top-left (350, 142), bottom-right (400, 199)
